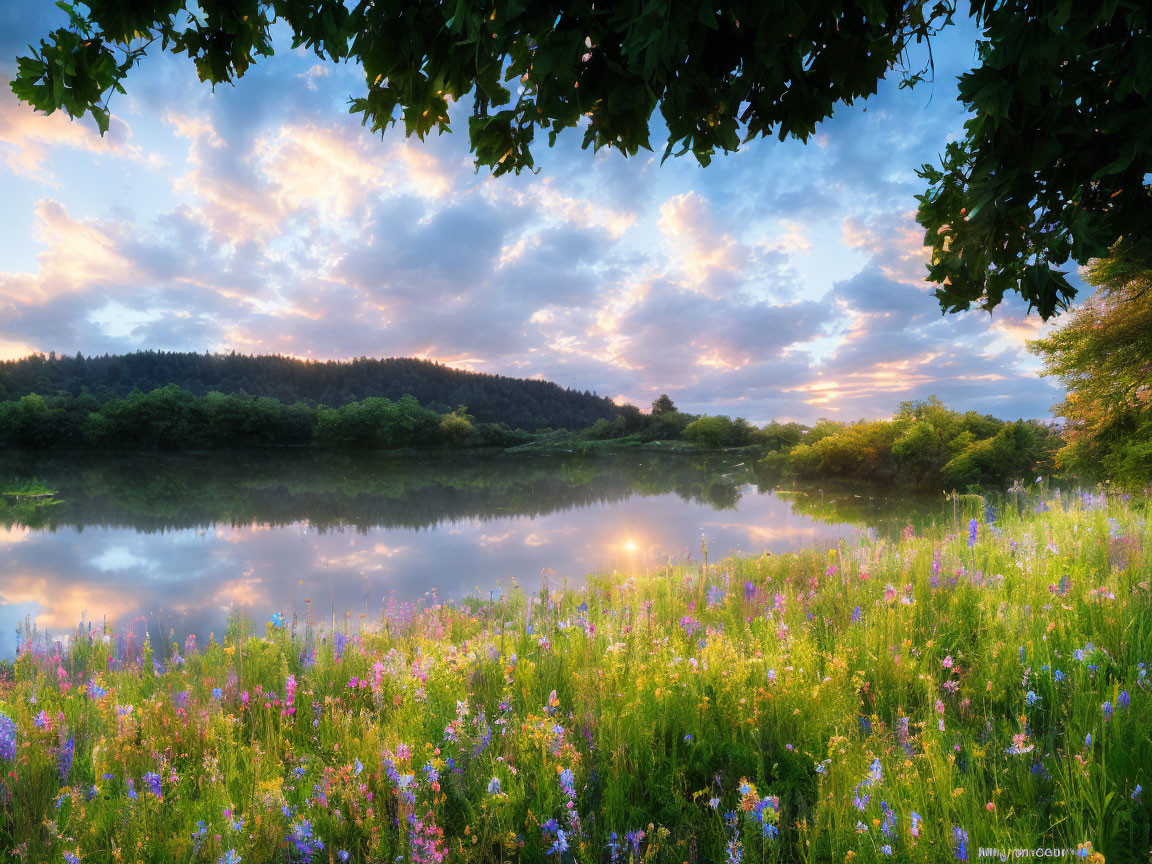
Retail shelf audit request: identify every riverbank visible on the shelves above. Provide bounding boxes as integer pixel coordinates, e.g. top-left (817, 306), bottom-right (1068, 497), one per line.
top-left (506, 429), bottom-right (762, 455)
top-left (1, 491), bottom-right (1147, 862)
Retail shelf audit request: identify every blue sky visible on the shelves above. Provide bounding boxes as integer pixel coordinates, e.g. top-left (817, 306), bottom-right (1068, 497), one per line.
top-left (0, 5), bottom-right (1072, 422)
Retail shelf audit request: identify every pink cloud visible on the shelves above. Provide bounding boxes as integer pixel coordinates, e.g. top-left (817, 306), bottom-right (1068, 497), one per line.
top-left (0, 199), bottom-right (138, 305)
top-left (841, 211), bottom-right (930, 286)
top-left (0, 94), bottom-right (139, 182)
top-left (657, 191), bottom-right (744, 291)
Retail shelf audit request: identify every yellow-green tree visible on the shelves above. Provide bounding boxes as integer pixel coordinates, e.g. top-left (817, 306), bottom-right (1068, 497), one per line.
top-left (1031, 240), bottom-right (1152, 487)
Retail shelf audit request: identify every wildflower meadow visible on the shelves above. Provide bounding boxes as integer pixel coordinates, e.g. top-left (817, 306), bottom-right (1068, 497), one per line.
top-left (1, 490), bottom-right (1149, 863)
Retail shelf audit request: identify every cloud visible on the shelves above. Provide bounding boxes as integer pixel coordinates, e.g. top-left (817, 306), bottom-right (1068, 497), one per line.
top-left (0, 13), bottom-right (1066, 424)
top-left (657, 191), bottom-right (746, 293)
top-left (298, 63), bottom-right (331, 90)
top-left (0, 338), bottom-right (35, 361)
top-left (841, 211), bottom-right (929, 286)
top-left (0, 200), bottom-right (140, 305)
top-left (781, 268), bottom-right (1064, 420)
top-left (0, 94), bottom-right (141, 181)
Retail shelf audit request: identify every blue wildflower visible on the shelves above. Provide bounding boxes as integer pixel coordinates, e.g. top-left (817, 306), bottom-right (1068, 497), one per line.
top-left (143, 772), bottom-right (162, 798)
top-left (549, 829), bottom-right (569, 855)
top-left (607, 832), bottom-right (621, 863)
top-left (192, 821), bottom-right (209, 853)
top-left (953, 826), bottom-right (969, 861)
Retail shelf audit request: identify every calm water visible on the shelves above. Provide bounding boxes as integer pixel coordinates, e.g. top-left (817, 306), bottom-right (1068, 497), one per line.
top-left (0, 450), bottom-right (933, 655)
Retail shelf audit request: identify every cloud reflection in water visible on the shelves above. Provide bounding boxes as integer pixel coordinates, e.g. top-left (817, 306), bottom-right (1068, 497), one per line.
top-left (0, 451), bottom-right (908, 654)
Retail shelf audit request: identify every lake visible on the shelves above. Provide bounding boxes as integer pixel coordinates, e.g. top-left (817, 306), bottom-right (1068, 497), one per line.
top-left (0, 450), bottom-right (936, 656)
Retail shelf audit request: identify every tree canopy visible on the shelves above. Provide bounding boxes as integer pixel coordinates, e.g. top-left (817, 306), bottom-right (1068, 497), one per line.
top-left (650, 394), bottom-right (677, 416)
top-left (1031, 239), bottom-right (1152, 487)
top-left (10, 1), bottom-right (1151, 319)
top-left (918, 1), bottom-right (1152, 319)
top-left (0, 350), bottom-right (619, 430)
top-left (759, 395), bottom-right (1058, 490)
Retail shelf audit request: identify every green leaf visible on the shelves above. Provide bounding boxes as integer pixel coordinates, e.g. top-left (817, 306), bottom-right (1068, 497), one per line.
top-left (91, 104), bottom-right (109, 135)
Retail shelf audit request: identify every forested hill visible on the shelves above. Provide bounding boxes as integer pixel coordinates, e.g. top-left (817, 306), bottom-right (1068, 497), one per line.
top-left (0, 352), bottom-right (619, 430)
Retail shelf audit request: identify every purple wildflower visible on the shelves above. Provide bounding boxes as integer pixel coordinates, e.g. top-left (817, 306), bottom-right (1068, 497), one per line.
top-left (0, 712), bottom-right (16, 761)
top-left (57, 733), bottom-right (74, 783)
top-left (143, 772), bottom-right (162, 798)
top-left (625, 829), bottom-right (645, 855)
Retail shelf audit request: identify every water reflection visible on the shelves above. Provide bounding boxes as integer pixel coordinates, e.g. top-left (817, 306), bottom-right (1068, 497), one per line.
top-left (0, 451), bottom-right (939, 655)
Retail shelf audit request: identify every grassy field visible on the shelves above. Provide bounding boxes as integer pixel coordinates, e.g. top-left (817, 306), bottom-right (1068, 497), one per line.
top-left (1, 491), bottom-right (1149, 863)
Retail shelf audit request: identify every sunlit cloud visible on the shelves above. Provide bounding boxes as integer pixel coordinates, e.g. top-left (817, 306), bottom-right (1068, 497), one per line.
top-left (0, 338), bottom-right (35, 361)
top-left (658, 191), bottom-right (744, 291)
top-left (0, 572), bottom-right (134, 632)
top-left (213, 577), bottom-right (268, 610)
top-left (841, 211), bottom-right (931, 287)
top-left (0, 525), bottom-right (30, 545)
top-left (0, 10), bottom-right (1066, 423)
top-left (0, 200), bottom-right (139, 305)
top-left (0, 94), bottom-right (142, 181)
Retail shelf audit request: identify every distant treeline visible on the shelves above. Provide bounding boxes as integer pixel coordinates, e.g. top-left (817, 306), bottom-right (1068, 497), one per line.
top-left (0, 367), bottom-right (1064, 491)
top-left (0, 351), bottom-right (618, 430)
top-left (580, 395), bottom-right (1061, 491)
top-left (0, 386), bottom-right (534, 451)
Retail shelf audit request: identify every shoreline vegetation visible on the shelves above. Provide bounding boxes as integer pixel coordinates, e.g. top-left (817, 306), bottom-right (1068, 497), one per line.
top-left (2, 488), bottom-right (1148, 862)
top-left (0, 352), bottom-right (1080, 493)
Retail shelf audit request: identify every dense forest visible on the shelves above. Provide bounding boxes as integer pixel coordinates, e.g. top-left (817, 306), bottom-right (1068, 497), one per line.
top-left (0, 386), bottom-right (538, 451)
top-left (0, 352), bottom-right (618, 430)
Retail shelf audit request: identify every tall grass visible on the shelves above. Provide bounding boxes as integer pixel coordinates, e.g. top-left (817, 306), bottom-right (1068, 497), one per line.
top-left (1, 491), bottom-right (1148, 863)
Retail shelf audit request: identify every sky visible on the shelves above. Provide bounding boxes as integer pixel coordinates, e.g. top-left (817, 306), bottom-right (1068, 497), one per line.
top-left (0, 5), bottom-right (1073, 423)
